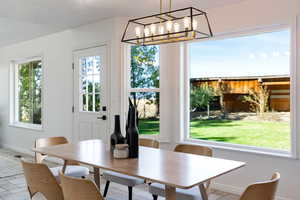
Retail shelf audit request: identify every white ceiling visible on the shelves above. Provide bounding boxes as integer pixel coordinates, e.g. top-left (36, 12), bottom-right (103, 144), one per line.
top-left (0, 0), bottom-right (242, 47)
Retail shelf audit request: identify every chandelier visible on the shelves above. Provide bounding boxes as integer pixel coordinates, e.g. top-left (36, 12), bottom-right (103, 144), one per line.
top-left (121, 0), bottom-right (213, 46)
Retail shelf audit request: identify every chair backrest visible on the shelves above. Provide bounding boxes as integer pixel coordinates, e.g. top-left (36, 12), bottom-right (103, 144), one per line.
top-left (174, 144), bottom-right (213, 157)
top-left (21, 159), bottom-right (64, 200)
top-left (139, 138), bottom-right (160, 149)
top-left (60, 172), bottom-right (104, 200)
top-left (35, 137), bottom-right (68, 163)
top-left (174, 144), bottom-right (213, 193)
top-left (239, 173), bottom-right (280, 200)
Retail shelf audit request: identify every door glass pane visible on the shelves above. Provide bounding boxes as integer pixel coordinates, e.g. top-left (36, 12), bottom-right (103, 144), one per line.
top-left (81, 77), bottom-right (87, 94)
top-left (94, 76), bottom-right (100, 93)
top-left (88, 94), bottom-right (93, 112)
top-left (82, 94), bottom-right (87, 111)
top-left (79, 56), bottom-right (101, 112)
top-left (95, 94), bottom-right (100, 111)
top-left (87, 76), bottom-right (93, 93)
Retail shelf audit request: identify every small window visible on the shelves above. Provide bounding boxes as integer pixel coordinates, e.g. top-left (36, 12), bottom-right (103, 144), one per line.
top-left (129, 45), bottom-right (160, 135)
top-left (187, 29), bottom-right (292, 152)
top-left (12, 58), bottom-right (43, 128)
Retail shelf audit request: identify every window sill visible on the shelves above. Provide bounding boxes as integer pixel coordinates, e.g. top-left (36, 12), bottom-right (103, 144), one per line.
top-left (182, 138), bottom-right (296, 159)
top-left (139, 134), bottom-right (159, 140)
top-left (9, 123), bottom-right (43, 132)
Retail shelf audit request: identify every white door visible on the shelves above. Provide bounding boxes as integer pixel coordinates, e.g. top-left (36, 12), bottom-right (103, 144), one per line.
top-left (73, 46), bottom-right (109, 142)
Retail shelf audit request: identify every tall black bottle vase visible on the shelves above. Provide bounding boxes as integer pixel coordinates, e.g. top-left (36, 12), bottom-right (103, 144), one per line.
top-left (110, 115), bottom-right (125, 151)
top-left (126, 107), bottom-right (139, 158)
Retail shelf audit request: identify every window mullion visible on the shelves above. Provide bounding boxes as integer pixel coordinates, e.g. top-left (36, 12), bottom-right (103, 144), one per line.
top-left (30, 62), bottom-right (34, 123)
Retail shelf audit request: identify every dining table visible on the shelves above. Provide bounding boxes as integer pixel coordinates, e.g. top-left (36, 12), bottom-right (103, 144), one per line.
top-left (32, 139), bottom-right (245, 200)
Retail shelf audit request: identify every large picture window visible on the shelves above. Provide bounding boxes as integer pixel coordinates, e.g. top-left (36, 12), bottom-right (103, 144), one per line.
top-left (187, 29), bottom-right (292, 152)
top-left (12, 58), bottom-right (43, 128)
top-left (129, 45), bottom-right (160, 135)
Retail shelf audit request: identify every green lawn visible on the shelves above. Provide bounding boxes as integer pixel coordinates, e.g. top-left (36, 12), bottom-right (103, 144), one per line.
top-left (138, 119), bottom-right (160, 135)
top-left (139, 119), bottom-right (290, 151)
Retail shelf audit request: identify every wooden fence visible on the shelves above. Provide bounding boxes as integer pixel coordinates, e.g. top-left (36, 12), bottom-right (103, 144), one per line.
top-left (191, 76), bottom-right (290, 112)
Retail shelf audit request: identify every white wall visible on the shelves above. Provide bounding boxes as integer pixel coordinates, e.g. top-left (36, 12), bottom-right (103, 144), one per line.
top-left (0, 0), bottom-right (299, 199)
top-left (0, 18), bottom-right (124, 151)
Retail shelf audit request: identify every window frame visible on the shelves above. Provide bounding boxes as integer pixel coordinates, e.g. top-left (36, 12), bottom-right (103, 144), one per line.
top-left (182, 23), bottom-right (297, 158)
top-left (10, 56), bottom-right (44, 131)
top-left (123, 44), bottom-right (161, 139)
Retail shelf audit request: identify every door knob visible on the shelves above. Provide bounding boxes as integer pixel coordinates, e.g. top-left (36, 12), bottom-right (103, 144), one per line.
top-left (98, 115), bottom-right (107, 120)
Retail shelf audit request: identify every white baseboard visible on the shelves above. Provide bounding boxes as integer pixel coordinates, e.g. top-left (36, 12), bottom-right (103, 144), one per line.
top-left (1, 143), bottom-right (34, 156)
top-left (212, 182), bottom-right (292, 200)
top-left (1, 143), bottom-right (64, 164)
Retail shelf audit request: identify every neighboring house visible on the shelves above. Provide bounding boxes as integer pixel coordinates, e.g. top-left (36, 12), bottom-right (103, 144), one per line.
top-left (191, 75), bottom-right (290, 112)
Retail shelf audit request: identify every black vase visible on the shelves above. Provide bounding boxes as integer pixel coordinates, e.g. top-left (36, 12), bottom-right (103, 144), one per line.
top-left (127, 107), bottom-right (139, 158)
top-left (110, 115), bottom-right (125, 151)
top-left (125, 99), bottom-right (132, 143)
top-left (126, 98), bottom-right (139, 142)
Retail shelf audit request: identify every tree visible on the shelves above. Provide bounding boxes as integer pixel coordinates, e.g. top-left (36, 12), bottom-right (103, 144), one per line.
top-left (243, 85), bottom-right (269, 114)
top-left (130, 45), bottom-right (159, 118)
top-left (18, 61), bottom-right (42, 125)
top-left (190, 84), bottom-right (215, 117)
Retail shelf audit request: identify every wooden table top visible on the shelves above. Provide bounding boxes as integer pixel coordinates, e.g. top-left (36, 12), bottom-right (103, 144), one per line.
top-left (33, 139), bottom-right (245, 189)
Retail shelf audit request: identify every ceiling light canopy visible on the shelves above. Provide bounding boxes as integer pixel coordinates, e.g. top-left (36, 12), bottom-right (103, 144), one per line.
top-left (121, 0), bottom-right (213, 46)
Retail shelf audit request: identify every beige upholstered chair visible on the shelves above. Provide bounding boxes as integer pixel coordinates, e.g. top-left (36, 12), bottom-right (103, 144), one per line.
top-left (60, 173), bottom-right (104, 200)
top-left (103, 138), bottom-right (160, 200)
top-left (21, 159), bottom-right (64, 200)
top-left (35, 137), bottom-right (89, 181)
top-left (239, 173), bottom-right (280, 200)
top-left (149, 144), bottom-right (213, 200)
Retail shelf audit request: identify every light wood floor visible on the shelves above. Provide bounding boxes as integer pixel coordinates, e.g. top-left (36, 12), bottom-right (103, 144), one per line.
top-left (0, 148), bottom-right (240, 200)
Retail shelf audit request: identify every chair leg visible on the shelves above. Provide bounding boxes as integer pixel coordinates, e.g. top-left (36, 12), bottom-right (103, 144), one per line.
top-left (152, 194), bottom-right (158, 200)
top-left (103, 181), bottom-right (110, 197)
top-left (128, 186), bottom-right (133, 200)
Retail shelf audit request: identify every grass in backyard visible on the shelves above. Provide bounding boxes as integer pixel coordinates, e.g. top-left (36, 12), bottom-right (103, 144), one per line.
top-left (138, 118), bottom-right (160, 135)
top-left (191, 119), bottom-right (290, 150)
top-left (139, 118), bottom-right (291, 151)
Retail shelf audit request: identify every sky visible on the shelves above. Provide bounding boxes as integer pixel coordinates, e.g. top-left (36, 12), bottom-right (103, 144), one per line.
top-left (189, 29), bottom-right (291, 79)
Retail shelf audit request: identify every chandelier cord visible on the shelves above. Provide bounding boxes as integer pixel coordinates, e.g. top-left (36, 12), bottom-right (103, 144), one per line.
top-left (160, 0), bottom-right (172, 13)
top-left (160, 0), bottom-right (162, 14)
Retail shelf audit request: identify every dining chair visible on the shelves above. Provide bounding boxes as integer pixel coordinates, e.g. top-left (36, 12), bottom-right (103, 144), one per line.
top-left (35, 137), bottom-right (89, 182)
top-left (239, 172), bottom-right (280, 200)
top-left (103, 138), bottom-right (160, 200)
top-left (21, 159), bottom-right (64, 200)
top-left (60, 172), bottom-right (104, 200)
top-left (149, 144), bottom-right (213, 200)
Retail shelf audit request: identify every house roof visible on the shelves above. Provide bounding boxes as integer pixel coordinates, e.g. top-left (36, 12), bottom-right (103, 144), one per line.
top-left (190, 74), bottom-right (290, 82)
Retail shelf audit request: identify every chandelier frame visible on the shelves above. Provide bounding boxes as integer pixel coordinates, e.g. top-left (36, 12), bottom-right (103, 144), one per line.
top-left (121, 7), bottom-right (213, 46)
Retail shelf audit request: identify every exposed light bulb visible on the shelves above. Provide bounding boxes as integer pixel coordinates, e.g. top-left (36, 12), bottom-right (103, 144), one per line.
top-left (144, 27), bottom-right (150, 37)
top-left (183, 17), bottom-right (190, 29)
top-left (150, 24), bottom-right (156, 35)
top-left (166, 21), bottom-right (173, 32)
top-left (159, 26), bottom-right (164, 35)
top-left (135, 27), bottom-right (141, 37)
top-left (192, 20), bottom-right (198, 30)
top-left (174, 23), bottom-right (180, 32)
